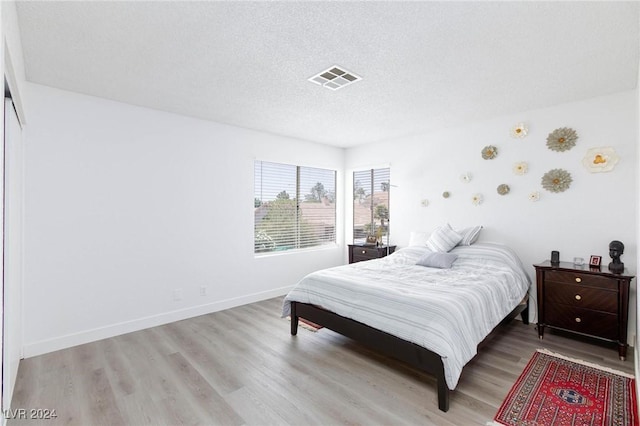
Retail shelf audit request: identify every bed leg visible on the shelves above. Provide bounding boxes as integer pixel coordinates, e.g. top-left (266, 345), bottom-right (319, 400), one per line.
top-left (437, 377), bottom-right (449, 412)
top-left (290, 302), bottom-right (299, 336)
top-left (520, 299), bottom-right (530, 325)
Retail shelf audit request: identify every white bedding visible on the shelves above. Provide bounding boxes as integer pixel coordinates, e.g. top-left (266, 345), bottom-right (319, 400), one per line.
top-left (282, 243), bottom-right (531, 389)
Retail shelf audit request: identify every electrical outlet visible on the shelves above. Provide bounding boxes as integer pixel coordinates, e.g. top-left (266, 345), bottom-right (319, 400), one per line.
top-left (173, 288), bottom-right (183, 301)
top-left (199, 286), bottom-right (208, 296)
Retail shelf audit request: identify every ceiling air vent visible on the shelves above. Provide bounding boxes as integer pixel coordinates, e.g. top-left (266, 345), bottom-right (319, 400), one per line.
top-left (308, 65), bottom-right (361, 91)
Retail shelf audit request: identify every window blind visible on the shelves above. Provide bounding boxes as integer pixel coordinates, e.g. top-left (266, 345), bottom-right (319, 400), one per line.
top-left (353, 168), bottom-right (390, 245)
top-left (254, 161), bottom-right (336, 254)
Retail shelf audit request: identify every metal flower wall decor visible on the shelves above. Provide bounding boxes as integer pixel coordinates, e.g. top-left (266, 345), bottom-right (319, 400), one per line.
top-left (582, 147), bottom-right (619, 173)
top-left (471, 194), bottom-right (483, 206)
top-left (497, 184), bottom-right (510, 195)
top-left (481, 145), bottom-right (498, 160)
top-left (511, 123), bottom-right (528, 139)
top-left (546, 127), bottom-right (578, 152)
top-left (541, 169), bottom-right (572, 193)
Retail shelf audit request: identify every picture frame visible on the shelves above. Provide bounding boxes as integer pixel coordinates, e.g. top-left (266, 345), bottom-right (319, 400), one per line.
top-left (365, 235), bottom-right (377, 245)
top-left (589, 255), bottom-right (602, 268)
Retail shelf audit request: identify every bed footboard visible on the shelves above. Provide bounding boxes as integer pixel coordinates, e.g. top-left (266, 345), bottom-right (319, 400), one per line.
top-left (290, 301), bottom-right (449, 412)
top-left (289, 296), bottom-right (529, 412)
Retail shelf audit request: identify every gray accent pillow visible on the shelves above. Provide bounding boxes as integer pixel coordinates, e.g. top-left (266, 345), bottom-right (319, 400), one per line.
top-left (416, 251), bottom-right (459, 269)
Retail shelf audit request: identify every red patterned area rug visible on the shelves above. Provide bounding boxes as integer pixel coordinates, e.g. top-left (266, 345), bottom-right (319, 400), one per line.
top-left (286, 316), bottom-right (323, 332)
top-left (490, 349), bottom-right (638, 426)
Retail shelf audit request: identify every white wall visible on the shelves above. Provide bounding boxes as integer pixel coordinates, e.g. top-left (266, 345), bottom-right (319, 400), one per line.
top-left (346, 90), bottom-right (638, 338)
top-left (22, 83), bottom-right (345, 357)
top-left (3, 99), bottom-right (23, 412)
top-left (1, 0), bottom-right (27, 413)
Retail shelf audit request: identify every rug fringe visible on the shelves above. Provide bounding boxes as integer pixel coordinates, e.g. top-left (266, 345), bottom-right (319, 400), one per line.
top-left (536, 348), bottom-right (635, 378)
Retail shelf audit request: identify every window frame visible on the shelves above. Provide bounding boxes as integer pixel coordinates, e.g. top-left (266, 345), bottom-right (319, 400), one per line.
top-left (254, 160), bottom-right (337, 256)
top-left (352, 167), bottom-right (390, 246)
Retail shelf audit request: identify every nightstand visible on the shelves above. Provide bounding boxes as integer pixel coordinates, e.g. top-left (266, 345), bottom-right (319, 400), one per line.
top-left (534, 260), bottom-right (634, 360)
top-left (348, 244), bottom-right (396, 264)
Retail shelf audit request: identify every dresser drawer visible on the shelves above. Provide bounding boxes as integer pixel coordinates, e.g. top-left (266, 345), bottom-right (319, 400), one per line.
top-left (545, 303), bottom-right (618, 340)
top-left (352, 247), bottom-right (380, 262)
top-left (545, 283), bottom-right (617, 313)
top-left (545, 270), bottom-right (618, 290)
top-left (355, 247), bottom-right (380, 258)
top-left (349, 245), bottom-right (396, 264)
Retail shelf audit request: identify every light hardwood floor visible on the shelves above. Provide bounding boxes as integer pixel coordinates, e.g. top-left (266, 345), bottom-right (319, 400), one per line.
top-left (8, 297), bottom-right (635, 425)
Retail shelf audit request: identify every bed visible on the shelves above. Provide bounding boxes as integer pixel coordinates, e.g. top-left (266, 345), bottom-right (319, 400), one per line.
top-left (282, 242), bottom-right (531, 412)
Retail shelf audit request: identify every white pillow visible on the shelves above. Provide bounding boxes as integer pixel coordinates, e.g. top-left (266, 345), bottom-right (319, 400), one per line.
top-left (457, 225), bottom-right (483, 246)
top-left (408, 231), bottom-right (430, 247)
top-left (426, 224), bottom-right (462, 252)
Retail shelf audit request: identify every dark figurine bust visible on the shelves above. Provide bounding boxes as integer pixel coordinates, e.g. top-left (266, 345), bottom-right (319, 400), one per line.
top-left (608, 240), bottom-right (625, 274)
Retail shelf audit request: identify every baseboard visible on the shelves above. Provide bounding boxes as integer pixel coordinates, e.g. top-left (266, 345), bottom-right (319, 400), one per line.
top-left (22, 286), bottom-right (294, 358)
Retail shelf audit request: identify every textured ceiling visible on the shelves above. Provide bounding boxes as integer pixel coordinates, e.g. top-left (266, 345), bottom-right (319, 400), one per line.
top-left (15, 1), bottom-right (640, 148)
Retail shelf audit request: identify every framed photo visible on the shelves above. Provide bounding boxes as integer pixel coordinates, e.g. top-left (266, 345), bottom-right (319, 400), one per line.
top-left (589, 255), bottom-right (602, 268)
top-left (365, 235), bottom-right (377, 245)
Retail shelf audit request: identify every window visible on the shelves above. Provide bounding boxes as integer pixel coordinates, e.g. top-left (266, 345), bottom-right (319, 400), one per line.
top-left (353, 168), bottom-right (390, 245)
top-left (254, 161), bottom-right (336, 254)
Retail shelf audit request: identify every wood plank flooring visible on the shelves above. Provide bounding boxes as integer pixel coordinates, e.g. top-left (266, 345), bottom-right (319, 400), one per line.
top-left (8, 297), bottom-right (635, 425)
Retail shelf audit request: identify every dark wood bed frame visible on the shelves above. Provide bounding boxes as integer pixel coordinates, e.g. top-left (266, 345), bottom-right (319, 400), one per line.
top-left (290, 296), bottom-right (529, 412)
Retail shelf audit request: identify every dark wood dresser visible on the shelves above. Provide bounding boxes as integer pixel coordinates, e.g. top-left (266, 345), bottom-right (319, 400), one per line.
top-left (348, 245), bottom-right (396, 264)
top-left (534, 260), bottom-right (634, 360)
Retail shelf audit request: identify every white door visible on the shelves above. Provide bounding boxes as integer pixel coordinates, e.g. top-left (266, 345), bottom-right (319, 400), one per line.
top-left (3, 97), bottom-right (23, 411)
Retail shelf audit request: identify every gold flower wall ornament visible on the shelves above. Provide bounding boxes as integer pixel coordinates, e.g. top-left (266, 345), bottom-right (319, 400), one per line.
top-left (528, 191), bottom-right (540, 202)
top-left (582, 147), bottom-right (619, 173)
top-left (442, 191), bottom-right (450, 199)
top-left (481, 145), bottom-right (498, 160)
top-left (497, 184), bottom-right (510, 195)
top-left (513, 162), bottom-right (528, 175)
top-left (546, 127), bottom-right (578, 152)
top-left (511, 123), bottom-right (528, 138)
top-left (541, 169), bottom-right (572, 193)
top-left (471, 193), bottom-right (483, 206)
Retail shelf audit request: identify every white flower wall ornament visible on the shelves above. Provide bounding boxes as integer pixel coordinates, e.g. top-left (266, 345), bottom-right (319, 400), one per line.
top-left (471, 194), bottom-right (483, 206)
top-left (460, 173), bottom-right (472, 183)
top-left (528, 191), bottom-right (540, 202)
top-left (513, 162), bottom-right (528, 176)
top-left (511, 123), bottom-right (528, 138)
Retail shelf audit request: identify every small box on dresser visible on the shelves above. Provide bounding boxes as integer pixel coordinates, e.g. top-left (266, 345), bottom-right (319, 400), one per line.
top-left (348, 244), bottom-right (396, 264)
top-left (534, 260), bottom-right (634, 360)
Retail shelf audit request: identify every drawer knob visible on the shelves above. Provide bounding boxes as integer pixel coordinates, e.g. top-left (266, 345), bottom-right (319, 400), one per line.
top-left (575, 294), bottom-right (582, 301)
top-left (575, 277), bottom-right (582, 283)
top-left (575, 317), bottom-right (582, 323)
top-left (362, 250), bottom-right (366, 254)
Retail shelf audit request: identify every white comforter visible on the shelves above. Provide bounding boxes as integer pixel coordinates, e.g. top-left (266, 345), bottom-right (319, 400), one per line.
top-left (282, 243), bottom-right (531, 389)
